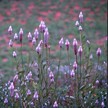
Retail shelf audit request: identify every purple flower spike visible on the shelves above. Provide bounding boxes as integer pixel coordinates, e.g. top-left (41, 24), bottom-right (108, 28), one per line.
top-left (49, 71), bottom-right (54, 82)
top-left (75, 21), bottom-right (79, 27)
top-left (8, 25), bottom-right (12, 35)
top-left (73, 38), bottom-right (78, 55)
top-left (78, 46), bottom-right (83, 57)
top-left (32, 37), bottom-right (36, 45)
top-left (12, 51), bottom-right (17, 58)
top-left (70, 69), bottom-right (75, 77)
top-left (27, 89), bottom-right (31, 96)
top-left (79, 11), bottom-right (83, 23)
top-left (14, 33), bottom-right (18, 40)
top-left (36, 44), bottom-right (42, 55)
top-left (9, 82), bottom-right (14, 97)
top-left (44, 28), bottom-right (49, 47)
top-left (33, 91), bottom-right (38, 100)
top-left (65, 39), bottom-right (70, 50)
top-left (39, 21), bottom-right (46, 33)
top-left (96, 48), bottom-right (102, 57)
top-left (9, 39), bottom-right (13, 47)
top-left (73, 61), bottom-right (77, 70)
top-left (4, 98), bottom-right (8, 104)
top-left (59, 37), bottom-right (64, 48)
top-left (28, 32), bottom-right (32, 42)
top-left (34, 28), bottom-right (39, 40)
top-left (15, 93), bottom-right (19, 100)
top-left (19, 28), bottom-right (23, 42)
top-left (53, 101), bottom-right (58, 108)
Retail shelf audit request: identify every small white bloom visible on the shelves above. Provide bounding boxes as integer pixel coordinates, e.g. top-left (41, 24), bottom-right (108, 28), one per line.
top-left (13, 51), bottom-right (17, 57)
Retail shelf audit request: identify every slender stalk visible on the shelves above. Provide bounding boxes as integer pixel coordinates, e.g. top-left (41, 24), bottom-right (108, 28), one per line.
top-left (20, 42), bottom-right (23, 69)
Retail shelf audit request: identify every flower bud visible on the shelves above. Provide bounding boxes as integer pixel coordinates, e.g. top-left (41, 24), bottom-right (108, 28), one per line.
top-left (8, 25), bottom-right (12, 35)
top-left (79, 11), bottom-right (83, 23)
top-left (4, 98), bottom-right (8, 104)
top-left (49, 71), bottom-right (54, 82)
top-left (36, 44), bottom-right (41, 55)
top-left (95, 99), bottom-right (99, 105)
top-left (75, 21), bottom-right (79, 27)
top-left (65, 39), bottom-right (70, 50)
top-left (9, 82), bottom-right (14, 97)
top-left (89, 54), bottom-right (93, 60)
top-left (39, 21), bottom-right (46, 33)
top-left (19, 28), bottom-right (23, 42)
top-left (70, 69), bottom-right (75, 77)
top-left (14, 33), bottom-right (18, 40)
top-left (12, 51), bottom-right (17, 58)
top-left (95, 80), bottom-right (99, 85)
top-left (34, 28), bottom-right (39, 40)
top-left (44, 28), bottom-right (49, 47)
top-left (96, 48), bottom-right (102, 57)
top-left (33, 91), bottom-right (38, 100)
top-left (15, 93), bottom-right (19, 100)
top-left (39, 40), bottom-right (43, 46)
top-left (53, 101), bottom-right (58, 108)
top-left (27, 71), bottom-right (32, 79)
top-left (27, 89), bottom-right (31, 96)
top-left (9, 39), bottom-right (13, 47)
top-left (32, 37), bottom-right (36, 45)
top-left (78, 46), bottom-right (83, 57)
top-left (28, 32), bottom-right (32, 42)
top-left (73, 38), bottom-right (78, 55)
top-left (59, 37), bottom-right (64, 48)
top-left (101, 101), bottom-right (105, 108)
top-left (78, 26), bottom-right (83, 31)
top-left (13, 74), bottom-right (18, 82)
top-left (73, 61), bottom-right (77, 70)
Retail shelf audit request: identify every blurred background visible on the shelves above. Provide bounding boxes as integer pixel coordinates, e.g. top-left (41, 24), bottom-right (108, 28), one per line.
top-left (0, 0), bottom-right (107, 82)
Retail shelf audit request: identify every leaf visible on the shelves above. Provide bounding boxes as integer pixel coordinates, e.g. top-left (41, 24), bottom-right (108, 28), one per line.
top-left (83, 74), bottom-right (91, 79)
top-left (80, 85), bottom-right (86, 90)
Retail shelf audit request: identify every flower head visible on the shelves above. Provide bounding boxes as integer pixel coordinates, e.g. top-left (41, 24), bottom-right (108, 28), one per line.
top-left (27, 89), bottom-right (31, 96)
top-left (34, 28), bottom-right (39, 40)
top-left (101, 101), bottom-right (105, 108)
top-left (27, 71), bottom-right (32, 79)
top-left (8, 25), bottom-right (12, 35)
top-left (96, 48), bottom-right (102, 57)
top-left (44, 28), bottom-right (49, 47)
top-left (36, 44), bottom-right (41, 55)
top-left (12, 51), bottom-right (17, 58)
top-left (53, 101), bottom-right (58, 108)
top-left (73, 61), bottom-right (77, 70)
top-left (15, 93), bottom-right (19, 100)
top-left (32, 37), bottom-right (36, 45)
top-left (78, 26), bottom-right (83, 31)
top-left (59, 37), bottom-right (64, 48)
top-left (13, 74), bottom-right (18, 82)
top-left (4, 98), bottom-right (8, 104)
top-left (33, 91), bottom-right (38, 100)
top-left (65, 39), bottom-right (70, 50)
top-left (9, 82), bottom-right (14, 97)
top-left (73, 38), bottom-right (78, 55)
top-left (28, 32), bottom-right (32, 42)
top-left (79, 11), bottom-right (83, 23)
top-left (19, 28), bottom-right (23, 42)
top-left (49, 71), bottom-right (54, 82)
top-left (78, 46), bottom-right (83, 57)
top-left (39, 21), bottom-right (46, 33)
top-left (14, 33), bottom-right (18, 40)
top-left (70, 69), bottom-right (75, 77)
top-left (9, 39), bottom-right (13, 47)
top-left (75, 21), bottom-right (79, 27)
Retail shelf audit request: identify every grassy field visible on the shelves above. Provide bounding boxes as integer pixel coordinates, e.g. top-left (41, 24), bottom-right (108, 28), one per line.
top-left (0, 0), bottom-right (107, 82)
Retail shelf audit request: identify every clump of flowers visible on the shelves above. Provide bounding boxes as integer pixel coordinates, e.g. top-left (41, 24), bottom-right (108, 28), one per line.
top-left (0, 12), bottom-right (107, 108)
